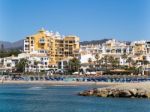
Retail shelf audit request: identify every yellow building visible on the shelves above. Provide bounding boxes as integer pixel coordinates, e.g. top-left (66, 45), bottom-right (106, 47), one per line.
top-left (132, 41), bottom-right (146, 55)
top-left (24, 28), bottom-right (80, 65)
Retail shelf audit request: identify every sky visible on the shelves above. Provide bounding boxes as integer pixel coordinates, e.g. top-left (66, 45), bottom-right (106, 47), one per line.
top-left (0, 0), bottom-right (150, 42)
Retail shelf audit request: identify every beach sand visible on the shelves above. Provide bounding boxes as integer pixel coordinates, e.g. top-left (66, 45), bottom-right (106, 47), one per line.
top-left (0, 80), bottom-right (119, 86)
top-left (1, 80), bottom-right (150, 87)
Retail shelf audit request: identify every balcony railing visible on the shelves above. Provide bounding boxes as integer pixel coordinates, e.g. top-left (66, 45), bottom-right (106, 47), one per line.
top-left (39, 38), bottom-right (45, 44)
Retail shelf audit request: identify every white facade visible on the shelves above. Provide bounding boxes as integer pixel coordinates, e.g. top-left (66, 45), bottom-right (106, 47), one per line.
top-left (146, 41), bottom-right (150, 54)
top-left (102, 39), bottom-right (130, 55)
top-left (0, 53), bottom-right (50, 73)
top-left (80, 44), bottom-right (102, 55)
top-left (25, 55), bottom-right (50, 72)
top-left (80, 54), bottom-right (96, 64)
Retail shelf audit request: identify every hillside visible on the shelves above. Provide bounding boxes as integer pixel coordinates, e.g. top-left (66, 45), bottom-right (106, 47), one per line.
top-left (0, 39), bottom-right (24, 50)
top-left (80, 39), bottom-right (110, 45)
top-left (0, 38), bottom-right (110, 50)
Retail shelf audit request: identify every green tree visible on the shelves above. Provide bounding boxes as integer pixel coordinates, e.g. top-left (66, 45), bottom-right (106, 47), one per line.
top-left (34, 60), bottom-right (39, 73)
top-left (137, 66), bottom-right (143, 75)
top-left (95, 53), bottom-right (100, 70)
top-left (108, 56), bottom-right (114, 68)
top-left (0, 49), bottom-right (21, 58)
top-left (121, 54), bottom-right (127, 59)
top-left (68, 58), bottom-right (81, 74)
top-left (109, 57), bottom-right (120, 69)
top-left (88, 58), bottom-right (93, 72)
top-left (16, 58), bottom-right (28, 72)
top-left (126, 57), bottom-right (134, 68)
top-left (98, 58), bottom-right (103, 69)
top-left (103, 55), bottom-right (109, 70)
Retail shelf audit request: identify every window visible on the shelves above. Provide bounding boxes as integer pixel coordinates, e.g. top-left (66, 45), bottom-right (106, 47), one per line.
top-left (69, 41), bottom-right (73, 43)
top-left (31, 37), bottom-right (34, 39)
top-left (31, 41), bottom-right (34, 44)
top-left (25, 45), bottom-right (29, 47)
top-left (7, 63), bottom-right (11, 67)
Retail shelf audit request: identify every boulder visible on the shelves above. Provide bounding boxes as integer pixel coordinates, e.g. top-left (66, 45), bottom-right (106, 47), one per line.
top-left (112, 89), bottom-right (120, 97)
top-left (137, 89), bottom-right (147, 98)
top-left (118, 89), bottom-right (132, 97)
top-left (79, 90), bottom-right (95, 96)
top-left (129, 89), bottom-right (137, 96)
top-left (97, 89), bottom-right (109, 97)
top-left (145, 91), bottom-right (150, 98)
top-left (78, 83), bottom-right (150, 99)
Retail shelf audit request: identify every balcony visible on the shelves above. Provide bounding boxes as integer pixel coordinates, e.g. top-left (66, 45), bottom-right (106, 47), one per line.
top-left (39, 38), bottom-right (45, 44)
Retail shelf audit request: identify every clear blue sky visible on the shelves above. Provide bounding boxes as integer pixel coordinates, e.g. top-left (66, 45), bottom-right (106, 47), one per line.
top-left (0, 0), bottom-right (150, 42)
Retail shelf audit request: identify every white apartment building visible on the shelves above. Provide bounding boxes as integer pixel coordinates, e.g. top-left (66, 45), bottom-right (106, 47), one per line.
top-left (80, 44), bottom-right (102, 55)
top-left (102, 39), bottom-right (130, 55)
top-left (25, 54), bottom-right (50, 72)
top-left (0, 53), bottom-right (29, 72)
top-left (146, 41), bottom-right (150, 54)
top-left (0, 53), bottom-right (50, 73)
top-left (80, 39), bottom-right (150, 68)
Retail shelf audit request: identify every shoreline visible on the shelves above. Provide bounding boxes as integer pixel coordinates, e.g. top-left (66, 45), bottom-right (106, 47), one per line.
top-left (0, 80), bottom-right (120, 86)
top-left (1, 80), bottom-right (150, 86)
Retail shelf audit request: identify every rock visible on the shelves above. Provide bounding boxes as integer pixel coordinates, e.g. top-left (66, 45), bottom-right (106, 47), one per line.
top-left (78, 83), bottom-right (150, 99)
top-left (129, 89), bottom-right (137, 96)
top-left (137, 89), bottom-right (147, 98)
top-left (118, 89), bottom-right (132, 97)
top-left (82, 90), bottom-right (94, 96)
top-left (96, 88), bottom-right (102, 92)
top-left (97, 89), bottom-right (109, 97)
top-left (112, 89), bottom-right (120, 97)
top-left (145, 91), bottom-right (150, 98)
top-left (88, 90), bottom-right (94, 95)
top-left (93, 89), bottom-right (98, 95)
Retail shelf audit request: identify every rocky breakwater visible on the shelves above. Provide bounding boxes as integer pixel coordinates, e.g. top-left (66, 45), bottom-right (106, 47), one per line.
top-left (79, 83), bottom-right (150, 98)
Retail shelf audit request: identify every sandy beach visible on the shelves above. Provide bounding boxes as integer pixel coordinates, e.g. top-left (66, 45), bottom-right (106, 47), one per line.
top-left (0, 80), bottom-right (120, 86)
top-left (1, 80), bottom-right (150, 87)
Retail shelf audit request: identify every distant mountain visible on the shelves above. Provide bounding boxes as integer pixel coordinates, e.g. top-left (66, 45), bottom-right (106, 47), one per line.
top-left (0, 39), bottom-right (109, 50)
top-left (0, 39), bottom-right (24, 50)
top-left (0, 38), bottom-right (113, 50)
top-left (80, 39), bottom-right (110, 45)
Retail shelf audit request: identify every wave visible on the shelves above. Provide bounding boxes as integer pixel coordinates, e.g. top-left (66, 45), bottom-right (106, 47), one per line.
top-left (28, 86), bottom-right (45, 90)
top-left (52, 85), bottom-right (77, 87)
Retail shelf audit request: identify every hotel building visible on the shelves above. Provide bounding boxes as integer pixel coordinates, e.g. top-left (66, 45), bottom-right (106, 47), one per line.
top-left (24, 28), bottom-right (80, 68)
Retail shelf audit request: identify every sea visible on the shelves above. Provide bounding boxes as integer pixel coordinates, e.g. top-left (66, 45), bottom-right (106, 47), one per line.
top-left (0, 84), bottom-right (150, 112)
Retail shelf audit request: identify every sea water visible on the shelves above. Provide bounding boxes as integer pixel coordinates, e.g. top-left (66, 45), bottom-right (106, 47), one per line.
top-left (0, 84), bottom-right (150, 112)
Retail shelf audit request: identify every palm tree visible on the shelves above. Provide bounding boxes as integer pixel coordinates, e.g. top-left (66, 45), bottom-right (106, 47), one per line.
top-left (121, 54), bottom-right (127, 59)
top-left (115, 58), bottom-right (120, 68)
top-left (110, 57), bottom-right (120, 69)
top-left (68, 58), bottom-right (81, 74)
top-left (15, 58), bottom-right (28, 73)
top-left (26, 60), bottom-right (32, 73)
top-left (88, 58), bottom-right (93, 72)
top-left (137, 66), bottom-right (143, 75)
top-left (95, 53), bottom-right (100, 70)
top-left (34, 60), bottom-right (39, 73)
top-left (107, 56), bottom-right (114, 69)
top-left (126, 57), bottom-right (134, 68)
top-left (98, 58), bottom-right (103, 69)
top-left (103, 55), bottom-right (109, 70)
